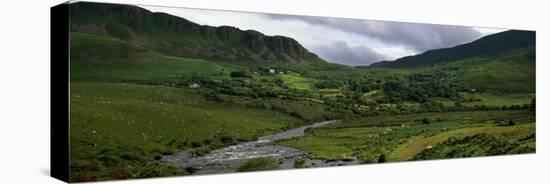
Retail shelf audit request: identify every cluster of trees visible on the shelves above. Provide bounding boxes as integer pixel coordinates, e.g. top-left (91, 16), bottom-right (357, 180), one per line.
top-left (314, 77), bottom-right (383, 94)
top-left (182, 74), bottom-right (286, 100)
top-left (383, 71), bottom-right (460, 103)
top-left (346, 78), bottom-right (383, 93)
top-left (314, 80), bottom-right (343, 89)
top-left (172, 70), bottom-right (536, 121)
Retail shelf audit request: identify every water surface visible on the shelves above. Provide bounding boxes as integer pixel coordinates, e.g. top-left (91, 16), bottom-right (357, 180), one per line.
top-left (161, 120), bottom-right (360, 174)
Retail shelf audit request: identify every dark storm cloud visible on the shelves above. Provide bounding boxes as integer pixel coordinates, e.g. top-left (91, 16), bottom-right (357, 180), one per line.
top-left (267, 14), bottom-right (482, 52)
top-left (311, 41), bottom-right (385, 66)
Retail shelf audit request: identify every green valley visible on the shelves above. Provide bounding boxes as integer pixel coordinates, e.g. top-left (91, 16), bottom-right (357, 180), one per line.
top-left (66, 2), bottom-right (536, 182)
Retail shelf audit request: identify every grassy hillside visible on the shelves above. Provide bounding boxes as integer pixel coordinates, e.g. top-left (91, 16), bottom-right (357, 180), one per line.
top-left (68, 32), bottom-right (341, 181)
top-left (70, 32), bottom-right (229, 82)
top-left (390, 123), bottom-right (535, 160)
top-left (69, 82), bottom-right (303, 181)
top-left (370, 30), bottom-right (535, 68)
top-left (277, 110), bottom-right (535, 163)
top-left (434, 92), bottom-right (535, 108)
top-left (412, 131), bottom-right (535, 160)
top-left (447, 47), bottom-right (535, 93)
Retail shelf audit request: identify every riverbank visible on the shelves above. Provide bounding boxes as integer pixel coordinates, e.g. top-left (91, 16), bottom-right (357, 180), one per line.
top-left (160, 120), bottom-right (361, 175)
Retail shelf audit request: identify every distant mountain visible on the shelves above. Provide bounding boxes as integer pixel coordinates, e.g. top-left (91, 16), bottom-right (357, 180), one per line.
top-left (69, 2), bottom-right (324, 64)
top-left (370, 30), bottom-right (536, 68)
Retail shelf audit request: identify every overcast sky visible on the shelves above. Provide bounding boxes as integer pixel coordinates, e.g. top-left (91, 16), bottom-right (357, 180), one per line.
top-left (141, 5), bottom-right (505, 66)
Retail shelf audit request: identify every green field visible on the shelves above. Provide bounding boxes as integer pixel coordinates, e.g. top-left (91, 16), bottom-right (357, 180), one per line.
top-left (278, 73), bottom-right (318, 90)
top-left (390, 123), bottom-right (535, 160)
top-left (434, 92), bottom-right (534, 107)
top-left (69, 82), bottom-right (303, 181)
top-left (69, 32), bottom-right (536, 181)
top-left (361, 90), bottom-right (385, 104)
top-left (277, 110), bottom-right (535, 163)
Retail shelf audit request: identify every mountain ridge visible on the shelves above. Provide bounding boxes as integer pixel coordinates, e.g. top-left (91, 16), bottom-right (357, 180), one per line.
top-left (369, 30), bottom-right (536, 68)
top-left (69, 2), bottom-right (324, 64)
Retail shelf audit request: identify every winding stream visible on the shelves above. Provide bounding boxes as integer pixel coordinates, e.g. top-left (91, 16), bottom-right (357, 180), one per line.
top-left (160, 120), bottom-right (361, 175)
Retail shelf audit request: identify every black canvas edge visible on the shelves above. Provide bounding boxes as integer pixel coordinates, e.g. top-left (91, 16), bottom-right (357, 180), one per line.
top-left (51, 2), bottom-right (70, 183)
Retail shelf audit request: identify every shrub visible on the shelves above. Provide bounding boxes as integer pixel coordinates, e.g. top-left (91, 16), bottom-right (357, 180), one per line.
top-left (98, 154), bottom-right (122, 167)
top-left (508, 120), bottom-right (516, 126)
top-left (220, 135), bottom-right (234, 145)
top-left (191, 147), bottom-right (210, 157)
top-left (202, 139), bottom-right (212, 145)
top-left (190, 141), bottom-right (202, 148)
top-left (377, 154), bottom-right (386, 163)
top-left (413, 133), bottom-right (535, 160)
top-left (121, 151), bottom-right (145, 161)
top-left (230, 71), bottom-right (251, 78)
top-left (294, 159), bottom-right (307, 168)
top-left (236, 157), bottom-right (280, 172)
top-left (71, 159), bottom-right (103, 171)
top-left (184, 166), bottom-right (198, 174)
top-left (290, 111), bottom-right (304, 119)
top-left (137, 164), bottom-right (180, 178)
top-left (161, 149), bottom-right (175, 155)
top-left (422, 118), bottom-right (431, 125)
top-left (176, 141), bottom-right (188, 149)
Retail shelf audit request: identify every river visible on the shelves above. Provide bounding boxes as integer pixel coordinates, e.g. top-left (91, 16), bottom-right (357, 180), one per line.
top-left (160, 120), bottom-right (361, 175)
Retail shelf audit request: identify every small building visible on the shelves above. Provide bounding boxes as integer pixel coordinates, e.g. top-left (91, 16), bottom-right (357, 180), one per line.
top-left (189, 83), bottom-right (200, 89)
top-left (269, 69), bottom-right (275, 73)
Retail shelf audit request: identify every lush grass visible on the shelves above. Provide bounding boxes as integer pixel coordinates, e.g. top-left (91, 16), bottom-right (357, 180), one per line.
top-left (277, 121), bottom-right (470, 162)
top-left (69, 82), bottom-right (302, 181)
top-left (460, 92), bottom-right (534, 107)
top-left (434, 92), bottom-right (534, 107)
top-left (361, 90), bottom-right (385, 104)
top-left (389, 123), bottom-right (535, 161)
top-left (413, 132), bottom-right (535, 160)
top-left (445, 47), bottom-right (535, 93)
top-left (335, 110), bottom-right (532, 128)
top-left (318, 88), bottom-right (341, 97)
top-left (277, 110), bottom-right (534, 163)
top-left (236, 157), bottom-right (280, 172)
top-left (278, 73), bottom-right (317, 90)
top-left (278, 136), bottom-right (356, 160)
top-left (70, 32), bottom-right (230, 82)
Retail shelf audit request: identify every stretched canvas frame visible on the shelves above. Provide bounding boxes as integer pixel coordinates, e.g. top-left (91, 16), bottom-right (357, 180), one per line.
top-left (51, 1), bottom-right (536, 183)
